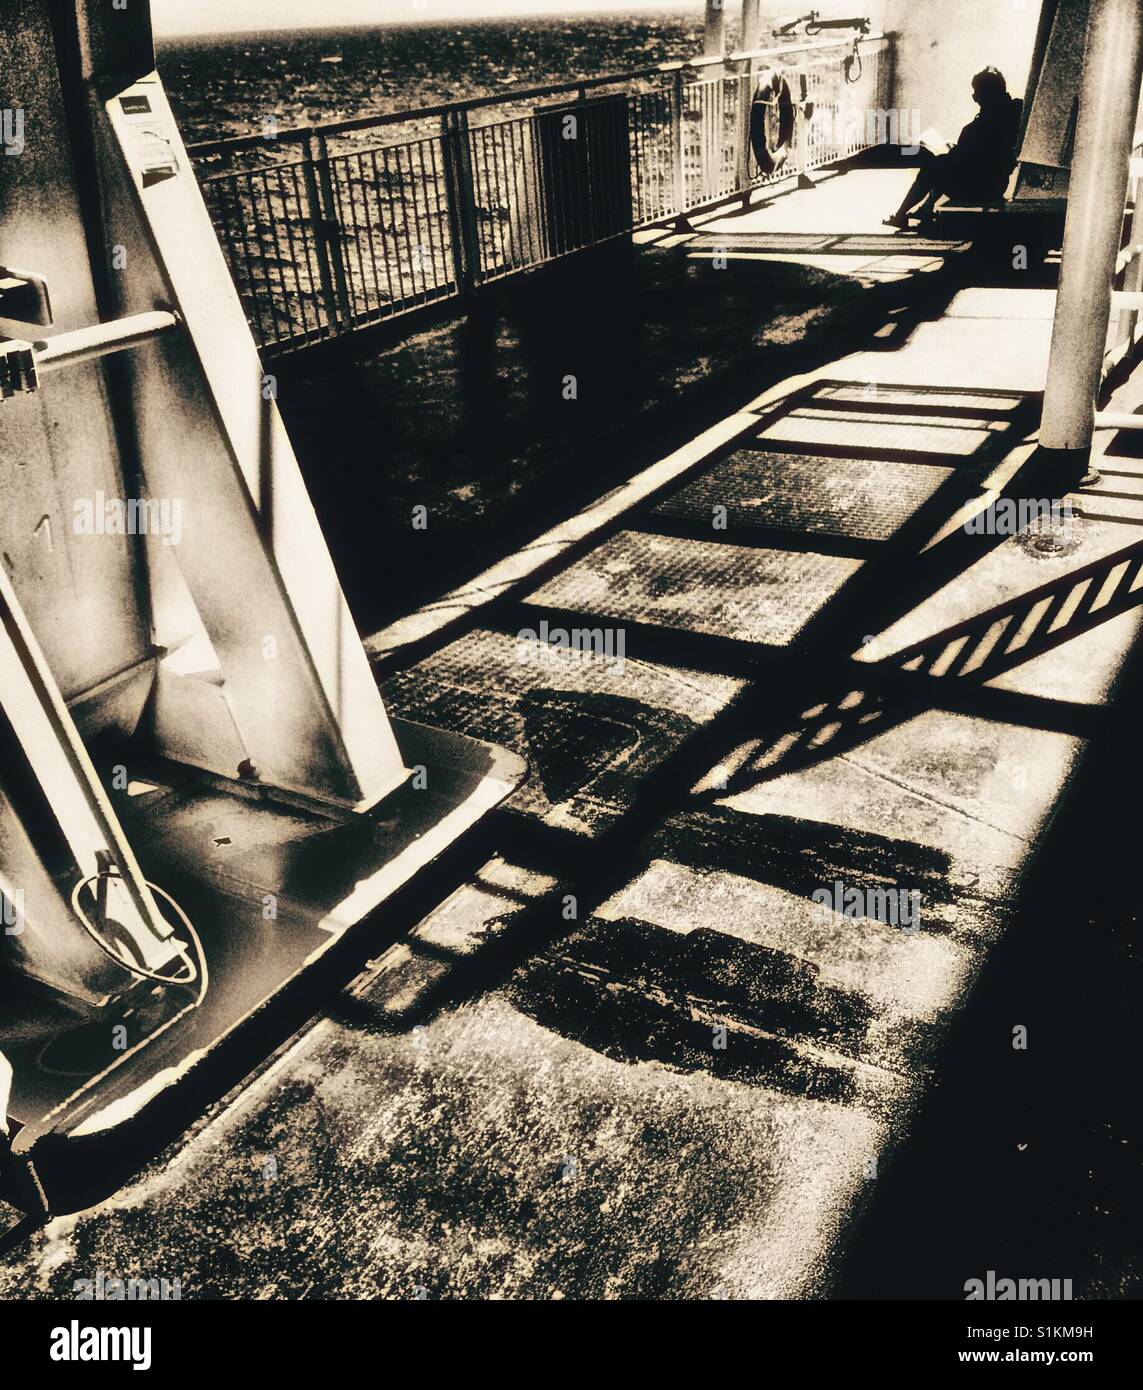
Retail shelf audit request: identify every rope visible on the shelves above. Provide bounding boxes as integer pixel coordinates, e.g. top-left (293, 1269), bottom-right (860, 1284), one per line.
top-left (69, 871), bottom-right (209, 1006)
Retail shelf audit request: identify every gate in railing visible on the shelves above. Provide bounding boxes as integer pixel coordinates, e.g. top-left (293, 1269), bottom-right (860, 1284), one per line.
top-left (188, 35), bottom-right (891, 355)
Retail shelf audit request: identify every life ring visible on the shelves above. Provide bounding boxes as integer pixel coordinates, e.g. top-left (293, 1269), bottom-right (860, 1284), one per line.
top-left (750, 70), bottom-right (796, 177)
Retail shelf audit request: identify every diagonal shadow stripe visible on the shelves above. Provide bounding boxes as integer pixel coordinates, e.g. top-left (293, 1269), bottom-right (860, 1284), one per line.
top-left (699, 532), bottom-right (1143, 801)
top-left (744, 386), bottom-right (1048, 661)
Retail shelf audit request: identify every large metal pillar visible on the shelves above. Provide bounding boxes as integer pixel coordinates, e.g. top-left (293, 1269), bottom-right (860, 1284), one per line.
top-left (741, 0), bottom-right (762, 54)
top-left (704, 0), bottom-right (726, 60)
top-left (736, 1), bottom-right (764, 194)
top-left (1040, 0), bottom-right (1143, 471)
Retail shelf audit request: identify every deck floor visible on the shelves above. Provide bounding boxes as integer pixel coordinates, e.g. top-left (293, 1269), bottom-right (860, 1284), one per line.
top-left (5, 168), bottom-right (1143, 1299)
top-left (642, 168), bottom-right (966, 281)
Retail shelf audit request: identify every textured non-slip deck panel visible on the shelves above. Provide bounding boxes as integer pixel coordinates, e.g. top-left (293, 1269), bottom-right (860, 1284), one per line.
top-left (756, 405), bottom-right (1007, 457)
top-left (527, 530), bottom-right (862, 647)
top-left (382, 626), bottom-right (742, 835)
top-left (654, 449), bottom-right (954, 542)
top-left (811, 383), bottom-right (1025, 413)
top-left (697, 232), bottom-right (969, 256)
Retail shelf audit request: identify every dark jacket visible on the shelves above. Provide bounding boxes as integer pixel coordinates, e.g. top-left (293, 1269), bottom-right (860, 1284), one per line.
top-left (949, 94), bottom-right (1023, 199)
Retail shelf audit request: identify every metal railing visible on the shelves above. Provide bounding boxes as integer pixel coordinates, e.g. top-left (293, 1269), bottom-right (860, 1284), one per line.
top-left (188, 34), bottom-right (891, 355)
top-left (1102, 133), bottom-right (1143, 384)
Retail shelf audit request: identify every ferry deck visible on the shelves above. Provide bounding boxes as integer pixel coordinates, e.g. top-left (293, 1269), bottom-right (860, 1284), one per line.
top-left (1, 0), bottom-right (1142, 1300)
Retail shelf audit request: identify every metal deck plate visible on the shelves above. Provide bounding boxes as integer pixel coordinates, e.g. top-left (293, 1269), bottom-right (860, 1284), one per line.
top-left (697, 232), bottom-right (969, 255)
top-left (383, 627), bottom-right (742, 837)
top-left (756, 405), bottom-right (1007, 457)
top-left (525, 531), bottom-right (862, 647)
top-left (811, 383), bottom-right (1026, 413)
top-left (654, 449), bottom-right (954, 542)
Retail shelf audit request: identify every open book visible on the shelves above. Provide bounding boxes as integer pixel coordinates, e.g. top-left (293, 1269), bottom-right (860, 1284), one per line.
top-left (917, 127), bottom-right (952, 156)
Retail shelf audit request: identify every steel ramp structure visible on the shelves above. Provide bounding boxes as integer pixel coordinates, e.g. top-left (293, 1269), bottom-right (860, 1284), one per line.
top-left (0, 0), bottom-right (523, 1222)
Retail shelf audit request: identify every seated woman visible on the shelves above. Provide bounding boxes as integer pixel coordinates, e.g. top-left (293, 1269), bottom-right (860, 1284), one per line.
top-left (885, 67), bottom-right (1023, 230)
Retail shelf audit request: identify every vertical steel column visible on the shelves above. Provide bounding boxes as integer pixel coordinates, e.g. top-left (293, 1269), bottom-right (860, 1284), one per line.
top-left (1040, 0), bottom-right (1143, 473)
top-left (302, 132), bottom-right (342, 334)
top-left (671, 68), bottom-right (687, 227)
top-left (741, 0), bottom-right (762, 51)
top-left (441, 109), bottom-right (481, 297)
top-left (704, 0), bottom-right (726, 62)
top-left (311, 130), bottom-right (353, 329)
top-left (737, 0), bottom-right (763, 197)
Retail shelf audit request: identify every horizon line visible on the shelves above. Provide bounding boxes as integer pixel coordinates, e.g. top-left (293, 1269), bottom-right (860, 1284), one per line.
top-left (154, 3), bottom-right (705, 42)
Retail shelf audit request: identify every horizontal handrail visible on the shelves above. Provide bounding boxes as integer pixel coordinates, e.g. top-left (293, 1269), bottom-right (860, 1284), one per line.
top-left (186, 33), bottom-right (885, 158)
top-left (1104, 135), bottom-right (1143, 375)
top-left (32, 312), bottom-right (179, 372)
top-left (1115, 242), bottom-right (1143, 273)
top-left (1094, 410), bottom-right (1143, 430)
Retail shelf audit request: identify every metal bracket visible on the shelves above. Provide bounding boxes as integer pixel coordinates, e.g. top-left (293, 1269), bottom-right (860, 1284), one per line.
top-left (1, 310), bottom-right (178, 403)
top-left (0, 266), bottom-right (52, 327)
top-left (0, 339), bottom-right (37, 399)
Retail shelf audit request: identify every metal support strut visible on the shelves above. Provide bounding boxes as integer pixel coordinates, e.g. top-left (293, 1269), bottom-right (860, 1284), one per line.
top-left (1039, 0), bottom-right (1143, 479)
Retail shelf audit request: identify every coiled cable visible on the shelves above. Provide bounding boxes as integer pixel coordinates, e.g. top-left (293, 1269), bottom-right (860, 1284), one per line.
top-left (69, 870), bottom-right (209, 1007)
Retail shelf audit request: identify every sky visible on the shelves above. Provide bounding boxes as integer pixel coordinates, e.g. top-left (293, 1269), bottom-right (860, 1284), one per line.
top-left (151, 0), bottom-right (705, 39)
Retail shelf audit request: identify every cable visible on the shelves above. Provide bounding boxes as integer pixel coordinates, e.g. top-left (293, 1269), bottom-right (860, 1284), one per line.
top-left (69, 871), bottom-right (209, 1007)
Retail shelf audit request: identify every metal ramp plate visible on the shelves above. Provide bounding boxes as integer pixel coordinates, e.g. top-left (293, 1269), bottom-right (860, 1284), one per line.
top-left (692, 232), bottom-right (971, 256)
top-left (382, 628), bottom-right (742, 837)
top-left (526, 531), bottom-right (862, 648)
top-left (654, 450), bottom-right (955, 542)
top-left (756, 405), bottom-right (1010, 458)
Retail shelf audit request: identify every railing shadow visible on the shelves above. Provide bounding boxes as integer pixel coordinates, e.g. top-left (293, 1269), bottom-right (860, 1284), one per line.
top-left (698, 520), bottom-right (1143, 804)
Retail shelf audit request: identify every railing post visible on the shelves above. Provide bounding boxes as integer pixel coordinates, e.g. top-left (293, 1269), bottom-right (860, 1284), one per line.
top-left (577, 84), bottom-right (592, 248)
top-left (736, 60), bottom-right (753, 199)
top-left (699, 4), bottom-right (729, 202)
top-left (1116, 154), bottom-right (1143, 354)
top-left (300, 135), bottom-right (340, 333)
top-left (304, 130), bottom-right (352, 331)
top-left (1040, 0), bottom-right (1143, 480)
top-left (441, 109), bottom-right (482, 297)
top-left (671, 68), bottom-right (687, 227)
top-left (737, 0), bottom-right (763, 200)
top-left (795, 66), bottom-right (814, 188)
top-left (741, 0), bottom-right (762, 51)
top-left (704, 0), bottom-right (726, 74)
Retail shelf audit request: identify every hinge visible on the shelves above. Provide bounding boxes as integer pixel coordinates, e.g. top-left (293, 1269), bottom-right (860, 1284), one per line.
top-left (0, 339), bottom-right (38, 399)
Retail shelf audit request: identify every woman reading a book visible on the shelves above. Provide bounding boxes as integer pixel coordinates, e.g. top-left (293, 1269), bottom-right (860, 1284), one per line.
top-left (884, 67), bottom-right (1023, 230)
